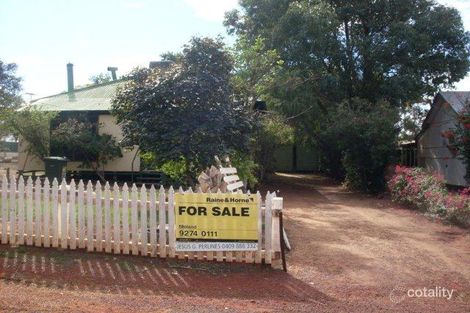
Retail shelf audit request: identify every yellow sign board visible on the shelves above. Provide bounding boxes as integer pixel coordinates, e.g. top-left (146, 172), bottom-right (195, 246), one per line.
top-left (174, 193), bottom-right (259, 251)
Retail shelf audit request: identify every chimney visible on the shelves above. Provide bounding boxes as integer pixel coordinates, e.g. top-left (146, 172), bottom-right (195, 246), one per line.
top-left (67, 63), bottom-right (74, 93)
top-left (107, 66), bottom-right (118, 81)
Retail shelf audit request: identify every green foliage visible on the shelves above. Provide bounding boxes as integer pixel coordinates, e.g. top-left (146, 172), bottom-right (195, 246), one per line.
top-left (112, 37), bottom-right (255, 184)
top-left (226, 0), bottom-right (470, 192)
top-left (398, 103), bottom-right (427, 141)
top-left (452, 107), bottom-right (470, 182)
top-left (140, 151), bottom-right (158, 170)
top-left (389, 166), bottom-right (470, 227)
top-left (0, 60), bottom-right (22, 111)
top-left (254, 113), bottom-right (294, 179)
top-left (89, 73), bottom-right (112, 85)
top-left (226, 0), bottom-right (470, 107)
top-left (0, 60), bottom-right (23, 137)
top-left (231, 35), bottom-right (283, 103)
top-left (7, 107), bottom-right (56, 161)
top-left (50, 117), bottom-right (122, 180)
top-left (159, 158), bottom-right (188, 186)
top-left (228, 151), bottom-right (258, 189)
top-left (317, 99), bottom-right (399, 193)
top-left (160, 51), bottom-right (183, 63)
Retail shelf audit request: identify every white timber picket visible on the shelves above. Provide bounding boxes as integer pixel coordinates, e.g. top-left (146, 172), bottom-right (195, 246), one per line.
top-left (255, 191), bottom-right (262, 264)
top-left (122, 183), bottom-right (130, 254)
top-left (104, 182), bottom-right (111, 253)
top-left (140, 185), bottom-right (148, 256)
top-left (1, 176), bottom-right (8, 244)
top-left (51, 179), bottom-right (59, 248)
top-left (95, 181), bottom-right (102, 252)
top-left (167, 186), bottom-right (176, 258)
top-left (34, 178), bottom-right (42, 247)
top-left (17, 176), bottom-right (25, 245)
top-left (264, 191), bottom-right (273, 264)
top-left (86, 181), bottom-right (94, 252)
top-left (60, 180), bottom-right (68, 249)
top-left (223, 175), bottom-right (239, 183)
top-left (131, 184), bottom-right (139, 255)
top-left (271, 196), bottom-right (282, 266)
top-left (176, 187), bottom-right (185, 259)
top-left (0, 175), bottom-right (282, 268)
top-left (158, 186), bottom-right (166, 258)
top-left (26, 177), bottom-right (33, 245)
top-left (9, 175), bottom-right (16, 245)
top-left (244, 190), bottom-right (254, 264)
top-left (219, 167), bottom-right (237, 175)
top-left (43, 178), bottom-right (51, 248)
top-left (77, 180), bottom-right (85, 248)
top-left (113, 183), bottom-right (121, 254)
top-left (69, 180), bottom-right (77, 250)
top-left (227, 181), bottom-right (244, 192)
top-left (149, 185), bottom-right (157, 257)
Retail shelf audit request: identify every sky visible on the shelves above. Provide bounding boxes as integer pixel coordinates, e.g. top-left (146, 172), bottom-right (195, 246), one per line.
top-left (0, 0), bottom-right (469, 100)
top-left (0, 0), bottom-right (238, 99)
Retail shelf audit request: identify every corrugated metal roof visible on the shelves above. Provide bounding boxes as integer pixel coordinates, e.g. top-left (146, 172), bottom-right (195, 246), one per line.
top-left (416, 91), bottom-right (470, 140)
top-left (30, 80), bottom-right (125, 111)
top-left (439, 91), bottom-right (470, 113)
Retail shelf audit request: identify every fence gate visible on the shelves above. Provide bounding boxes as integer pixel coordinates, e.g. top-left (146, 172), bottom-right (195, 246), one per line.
top-left (0, 175), bottom-right (284, 268)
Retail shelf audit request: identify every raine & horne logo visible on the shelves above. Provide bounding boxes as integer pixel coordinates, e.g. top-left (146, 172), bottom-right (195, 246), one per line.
top-left (389, 285), bottom-right (456, 304)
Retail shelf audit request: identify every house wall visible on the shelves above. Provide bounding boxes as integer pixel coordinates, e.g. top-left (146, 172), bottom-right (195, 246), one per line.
top-left (417, 102), bottom-right (467, 186)
top-left (17, 114), bottom-right (140, 173)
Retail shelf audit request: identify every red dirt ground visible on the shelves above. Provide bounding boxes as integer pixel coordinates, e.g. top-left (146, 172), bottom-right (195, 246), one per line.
top-left (0, 173), bottom-right (469, 312)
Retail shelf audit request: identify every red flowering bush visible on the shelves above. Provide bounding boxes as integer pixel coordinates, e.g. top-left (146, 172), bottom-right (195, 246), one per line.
top-left (388, 166), bottom-right (470, 227)
top-left (453, 107), bottom-right (470, 182)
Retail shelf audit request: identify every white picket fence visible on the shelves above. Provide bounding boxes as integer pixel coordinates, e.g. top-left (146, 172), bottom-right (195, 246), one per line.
top-left (0, 175), bottom-right (283, 267)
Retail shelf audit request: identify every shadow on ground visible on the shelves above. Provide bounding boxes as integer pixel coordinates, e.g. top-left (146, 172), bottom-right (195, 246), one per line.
top-left (0, 244), bottom-right (334, 306)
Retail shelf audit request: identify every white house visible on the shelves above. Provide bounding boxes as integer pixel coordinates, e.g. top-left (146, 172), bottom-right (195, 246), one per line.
top-left (18, 64), bottom-right (141, 175)
top-left (416, 91), bottom-right (469, 186)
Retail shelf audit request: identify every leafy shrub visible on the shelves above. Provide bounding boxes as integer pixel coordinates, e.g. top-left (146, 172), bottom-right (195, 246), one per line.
top-left (253, 113), bottom-right (293, 180)
top-left (388, 165), bottom-right (470, 227)
top-left (159, 158), bottom-right (188, 187)
top-left (227, 152), bottom-right (258, 190)
top-left (317, 99), bottom-right (399, 193)
top-left (451, 106), bottom-right (470, 183)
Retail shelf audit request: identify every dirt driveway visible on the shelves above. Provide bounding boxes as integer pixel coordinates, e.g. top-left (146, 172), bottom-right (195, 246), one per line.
top-left (0, 173), bottom-right (469, 312)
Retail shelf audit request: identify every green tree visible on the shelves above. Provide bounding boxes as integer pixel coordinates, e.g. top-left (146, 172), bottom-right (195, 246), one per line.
top-left (0, 60), bottom-right (23, 136)
top-left (0, 60), bottom-right (22, 110)
top-left (316, 99), bottom-right (399, 192)
top-left (7, 107), bottom-right (56, 171)
top-left (50, 117), bottom-right (122, 181)
top-left (226, 0), bottom-right (470, 107)
top-left (89, 72), bottom-right (112, 85)
top-left (226, 0), bottom-right (470, 192)
top-left (112, 37), bottom-right (255, 185)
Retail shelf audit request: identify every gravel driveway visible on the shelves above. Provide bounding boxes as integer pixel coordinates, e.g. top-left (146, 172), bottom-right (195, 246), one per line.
top-left (0, 173), bottom-right (468, 312)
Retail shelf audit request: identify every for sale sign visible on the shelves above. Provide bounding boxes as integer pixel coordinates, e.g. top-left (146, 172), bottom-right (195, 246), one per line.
top-left (174, 193), bottom-right (259, 251)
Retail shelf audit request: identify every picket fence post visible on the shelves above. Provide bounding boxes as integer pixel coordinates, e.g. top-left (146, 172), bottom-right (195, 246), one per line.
top-left (43, 178), bottom-right (51, 248)
top-left (9, 176), bottom-right (16, 245)
top-left (122, 183), bottom-right (129, 254)
top-left (17, 176), bottom-right (25, 245)
top-left (1, 175), bottom-right (8, 244)
top-left (0, 176), bottom-right (283, 268)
